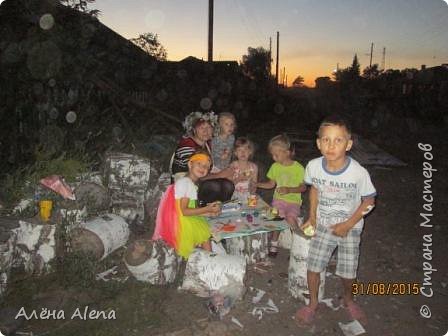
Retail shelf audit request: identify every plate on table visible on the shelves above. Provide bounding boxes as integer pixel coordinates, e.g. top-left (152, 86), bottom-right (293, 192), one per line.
top-left (264, 216), bottom-right (284, 221)
top-left (263, 224), bottom-right (278, 230)
top-left (221, 224), bottom-right (236, 232)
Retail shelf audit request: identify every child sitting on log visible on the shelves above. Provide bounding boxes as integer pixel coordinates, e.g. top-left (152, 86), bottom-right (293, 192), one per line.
top-left (153, 151), bottom-right (221, 259)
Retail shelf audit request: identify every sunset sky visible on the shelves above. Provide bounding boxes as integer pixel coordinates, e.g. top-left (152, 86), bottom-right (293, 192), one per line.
top-left (93, 0), bottom-right (448, 87)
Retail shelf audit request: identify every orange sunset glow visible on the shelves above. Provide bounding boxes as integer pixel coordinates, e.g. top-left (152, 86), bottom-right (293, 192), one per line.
top-left (93, 1), bottom-right (448, 87)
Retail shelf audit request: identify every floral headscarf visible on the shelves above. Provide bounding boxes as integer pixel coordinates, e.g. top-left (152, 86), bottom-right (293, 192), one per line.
top-left (182, 111), bottom-right (218, 136)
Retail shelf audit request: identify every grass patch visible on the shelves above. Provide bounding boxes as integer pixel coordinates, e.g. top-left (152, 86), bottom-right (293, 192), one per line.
top-left (0, 150), bottom-right (90, 208)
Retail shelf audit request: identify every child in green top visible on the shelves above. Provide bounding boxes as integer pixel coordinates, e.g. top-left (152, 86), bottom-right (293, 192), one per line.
top-left (257, 134), bottom-right (306, 257)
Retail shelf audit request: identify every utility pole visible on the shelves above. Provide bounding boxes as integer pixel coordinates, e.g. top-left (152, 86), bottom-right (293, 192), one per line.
top-left (285, 74), bottom-right (288, 88)
top-left (208, 0), bottom-right (214, 62)
top-left (275, 31), bottom-right (279, 86)
top-left (381, 47), bottom-right (386, 71)
top-left (369, 42), bottom-right (374, 68)
top-left (269, 37), bottom-right (272, 77)
top-left (283, 66), bottom-right (286, 86)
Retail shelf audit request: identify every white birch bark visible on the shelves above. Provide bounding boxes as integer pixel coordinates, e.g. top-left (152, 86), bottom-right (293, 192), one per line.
top-left (225, 233), bottom-right (268, 264)
top-left (124, 239), bottom-right (181, 285)
top-left (288, 231), bottom-right (325, 302)
top-left (181, 249), bottom-right (247, 298)
top-left (71, 214), bottom-right (129, 260)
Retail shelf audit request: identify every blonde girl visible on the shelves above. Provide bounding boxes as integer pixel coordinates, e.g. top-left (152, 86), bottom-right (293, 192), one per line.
top-left (257, 134), bottom-right (306, 257)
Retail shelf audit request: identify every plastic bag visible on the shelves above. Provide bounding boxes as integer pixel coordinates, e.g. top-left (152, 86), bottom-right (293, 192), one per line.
top-left (40, 175), bottom-right (75, 200)
top-left (206, 281), bottom-right (244, 319)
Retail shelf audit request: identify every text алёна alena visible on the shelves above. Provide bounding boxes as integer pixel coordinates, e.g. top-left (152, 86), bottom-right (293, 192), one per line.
top-left (15, 306), bottom-right (116, 320)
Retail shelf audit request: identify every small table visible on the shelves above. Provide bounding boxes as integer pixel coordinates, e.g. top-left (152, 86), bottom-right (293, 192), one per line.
top-left (208, 198), bottom-right (289, 264)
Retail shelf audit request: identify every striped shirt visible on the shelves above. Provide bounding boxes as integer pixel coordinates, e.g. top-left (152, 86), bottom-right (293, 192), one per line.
top-left (172, 136), bottom-right (212, 174)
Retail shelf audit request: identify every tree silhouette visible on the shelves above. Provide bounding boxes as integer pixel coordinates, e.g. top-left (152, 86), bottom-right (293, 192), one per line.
top-left (241, 47), bottom-right (270, 82)
top-left (315, 76), bottom-right (332, 89)
top-left (334, 54), bottom-right (361, 83)
top-left (350, 54), bottom-right (360, 77)
top-left (363, 64), bottom-right (381, 78)
top-left (130, 33), bottom-right (167, 61)
top-left (292, 75), bottom-right (305, 87)
top-left (59, 0), bottom-right (100, 17)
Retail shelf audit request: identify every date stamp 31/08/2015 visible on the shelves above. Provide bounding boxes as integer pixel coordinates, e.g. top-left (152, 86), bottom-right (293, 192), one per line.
top-left (352, 282), bottom-right (420, 296)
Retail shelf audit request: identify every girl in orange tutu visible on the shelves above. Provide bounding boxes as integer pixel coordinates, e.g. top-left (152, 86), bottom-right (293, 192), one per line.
top-left (153, 152), bottom-right (221, 258)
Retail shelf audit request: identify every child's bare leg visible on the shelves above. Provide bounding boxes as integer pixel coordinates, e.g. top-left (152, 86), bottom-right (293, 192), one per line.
top-left (201, 240), bottom-right (212, 252)
top-left (341, 277), bottom-right (367, 324)
top-left (295, 270), bottom-right (320, 325)
top-left (307, 270), bottom-right (320, 310)
top-left (285, 216), bottom-right (299, 231)
top-left (342, 277), bottom-right (355, 305)
top-left (269, 231), bottom-right (279, 257)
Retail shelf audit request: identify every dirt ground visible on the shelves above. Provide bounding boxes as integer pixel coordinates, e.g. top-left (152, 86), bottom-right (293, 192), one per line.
top-left (1, 127), bottom-right (447, 336)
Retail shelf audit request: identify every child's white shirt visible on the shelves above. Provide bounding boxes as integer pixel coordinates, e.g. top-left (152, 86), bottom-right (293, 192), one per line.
top-left (174, 176), bottom-right (198, 200)
top-left (304, 156), bottom-right (376, 230)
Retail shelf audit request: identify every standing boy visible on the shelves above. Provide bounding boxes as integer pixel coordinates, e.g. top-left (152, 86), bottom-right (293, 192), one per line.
top-left (296, 115), bottom-right (376, 326)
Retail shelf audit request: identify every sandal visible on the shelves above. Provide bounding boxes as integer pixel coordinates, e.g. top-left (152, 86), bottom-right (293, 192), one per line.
top-left (294, 306), bottom-right (316, 326)
top-left (345, 301), bottom-right (368, 325)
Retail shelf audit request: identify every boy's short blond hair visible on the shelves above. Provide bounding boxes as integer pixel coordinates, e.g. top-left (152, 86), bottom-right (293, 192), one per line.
top-left (318, 115), bottom-right (352, 138)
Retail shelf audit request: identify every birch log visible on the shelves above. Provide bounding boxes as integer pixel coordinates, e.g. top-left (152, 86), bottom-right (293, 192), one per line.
top-left (224, 232), bottom-right (268, 264)
top-left (14, 219), bottom-right (56, 275)
top-left (278, 228), bottom-right (293, 250)
top-left (279, 217), bottom-right (303, 250)
top-left (110, 191), bottom-right (145, 225)
top-left (74, 181), bottom-right (110, 213)
top-left (145, 172), bottom-right (171, 231)
top-left (56, 199), bottom-right (87, 229)
top-left (0, 220), bottom-right (19, 298)
top-left (105, 152), bottom-right (151, 226)
top-left (105, 152), bottom-right (151, 190)
top-left (124, 239), bottom-right (180, 285)
top-left (288, 231), bottom-right (325, 302)
top-left (181, 249), bottom-right (247, 298)
top-left (71, 214), bottom-right (129, 260)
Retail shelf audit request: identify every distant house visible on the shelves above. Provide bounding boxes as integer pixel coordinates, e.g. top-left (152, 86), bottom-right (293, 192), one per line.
top-left (315, 76), bottom-right (333, 89)
top-left (159, 56), bottom-right (240, 76)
